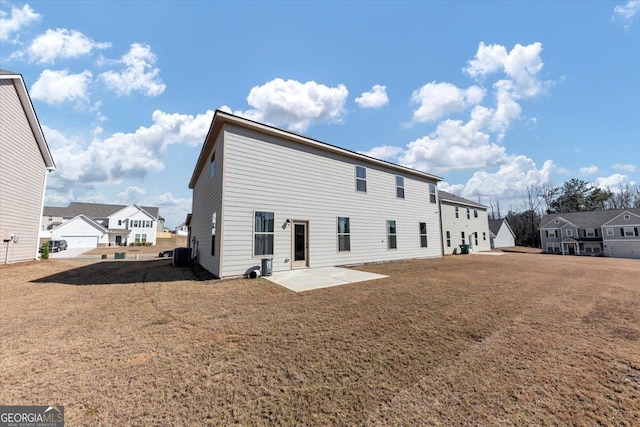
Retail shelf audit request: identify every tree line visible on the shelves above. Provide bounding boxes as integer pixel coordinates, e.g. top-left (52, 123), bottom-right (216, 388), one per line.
top-left (490, 179), bottom-right (640, 248)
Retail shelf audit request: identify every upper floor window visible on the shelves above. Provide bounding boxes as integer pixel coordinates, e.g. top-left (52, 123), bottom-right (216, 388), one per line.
top-left (622, 227), bottom-right (638, 237)
top-left (419, 222), bottom-right (428, 248)
top-left (387, 220), bottom-right (397, 249)
top-left (396, 176), bottom-right (405, 199)
top-left (337, 217), bottom-right (351, 252)
top-left (474, 209), bottom-right (478, 218)
top-left (546, 230), bottom-right (557, 238)
top-left (429, 183), bottom-right (437, 203)
top-left (624, 214), bottom-right (631, 220)
top-left (483, 232), bottom-right (486, 241)
top-left (585, 228), bottom-right (596, 238)
top-left (355, 166), bottom-right (367, 192)
top-left (566, 229), bottom-right (573, 237)
top-left (455, 206), bottom-right (459, 218)
top-left (606, 227), bottom-right (614, 236)
top-left (254, 211), bottom-right (274, 256)
top-left (118, 220), bottom-right (122, 226)
top-left (466, 208), bottom-right (470, 220)
top-left (446, 231), bottom-right (451, 247)
top-left (210, 152), bottom-right (216, 178)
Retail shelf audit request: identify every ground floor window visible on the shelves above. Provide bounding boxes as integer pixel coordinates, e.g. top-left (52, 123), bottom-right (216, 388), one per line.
top-left (483, 232), bottom-right (486, 241)
top-left (446, 231), bottom-right (451, 247)
top-left (474, 232), bottom-right (478, 246)
top-left (461, 231), bottom-right (465, 245)
top-left (419, 222), bottom-right (428, 248)
top-left (387, 220), bottom-right (397, 249)
top-left (546, 242), bottom-right (561, 253)
top-left (135, 234), bottom-right (141, 243)
top-left (254, 211), bottom-right (274, 256)
top-left (337, 217), bottom-right (350, 251)
top-left (141, 234), bottom-right (147, 243)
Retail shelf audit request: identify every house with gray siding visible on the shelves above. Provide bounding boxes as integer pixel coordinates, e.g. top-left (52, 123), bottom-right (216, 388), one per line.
top-left (0, 69), bottom-right (55, 263)
top-left (539, 209), bottom-right (640, 259)
top-left (188, 110), bottom-right (443, 279)
top-left (438, 191), bottom-right (491, 254)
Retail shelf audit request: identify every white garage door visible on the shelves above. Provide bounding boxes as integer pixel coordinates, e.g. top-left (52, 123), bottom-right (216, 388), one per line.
top-left (609, 243), bottom-right (640, 259)
top-left (62, 236), bottom-right (99, 248)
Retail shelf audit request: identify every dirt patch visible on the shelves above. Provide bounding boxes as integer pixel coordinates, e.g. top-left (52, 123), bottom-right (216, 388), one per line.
top-left (1, 254), bottom-right (638, 425)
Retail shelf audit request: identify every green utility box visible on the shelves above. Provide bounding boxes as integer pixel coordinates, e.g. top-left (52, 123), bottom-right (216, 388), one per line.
top-left (114, 252), bottom-right (126, 260)
top-left (459, 244), bottom-right (470, 255)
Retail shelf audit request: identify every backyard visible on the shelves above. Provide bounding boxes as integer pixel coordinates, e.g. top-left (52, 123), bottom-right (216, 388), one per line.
top-left (0, 253), bottom-right (638, 425)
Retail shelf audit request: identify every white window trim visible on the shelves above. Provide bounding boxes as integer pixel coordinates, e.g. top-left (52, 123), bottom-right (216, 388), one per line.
top-left (566, 229), bottom-right (573, 237)
top-left (396, 176), bottom-right (405, 199)
top-left (253, 210), bottom-right (275, 257)
top-left (606, 227), bottom-right (614, 236)
top-left (355, 165), bottom-right (367, 193)
top-left (387, 220), bottom-right (397, 250)
top-left (337, 216), bottom-right (351, 252)
top-left (419, 222), bottom-right (427, 248)
top-left (429, 183), bottom-right (437, 203)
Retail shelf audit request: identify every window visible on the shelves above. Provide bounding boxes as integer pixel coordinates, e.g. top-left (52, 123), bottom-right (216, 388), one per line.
top-left (355, 166), bottom-right (367, 192)
top-left (446, 231), bottom-right (451, 247)
top-left (419, 222), bottom-right (427, 248)
top-left (586, 229), bottom-right (596, 238)
top-left (118, 220), bottom-right (122, 226)
top-left (337, 217), bottom-right (350, 252)
top-left (606, 227), bottom-right (614, 236)
top-left (455, 206), bottom-right (459, 218)
top-left (624, 214), bottom-right (631, 220)
top-left (566, 229), bottom-right (573, 237)
top-left (141, 234), bottom-right (147, 243)
top-left (466, 208), bottom-right (470, 220)
top-left (474, 209), bottom-right (478, 218)
top-left (622, 227), bottom-right (636, 237)
top-left (461, 231), bottom-right (465, 245)
top-left (211, 212), bottom-right (217, 256)
top-left (48, 216), bottom-right (52, 221)
top-left (210, 152), bottom-right (216, 178)
top-left (254, 211), bottom-right (274, 256)
top-left (474, 232), bottom-right (478, 246)
top-left (387, 220), bottom-right (397, 249)
top-left (545, 230), bottom-right (557, 238)
top-left (135, 234), bottom-right (141, 243)
top-left (483, 232), bottom-right (486, 241)
top-left (429, 183), bottom-right (437, 203)
top-left (396, 176), bottom-right (405, 199)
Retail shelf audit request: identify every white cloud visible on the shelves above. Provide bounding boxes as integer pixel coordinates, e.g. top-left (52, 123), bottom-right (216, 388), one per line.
top-left (464, 42), bottom-right (508, 78)
top-left (0, 4), bottom-right (40, 42)
top-left (355, 84), bottom-right (389, 108)
top-left (359, 145), bottom-right (404, 161)
top-left (613, 0), bottom-right (640, 28)
top-left (613, 163), bottom-right (636, 172)
top-left (410, 81), bottom-right (485, 123)
top-left (595, 173), bottom-right (636, 191)
top-left (460, 157), bottom-right (555, 200)
top-left (579, 165), bottom-right (599, 176)
top-left (30, 69), bottom-right (93, 104)
top-left (118, 186), bottom-right (147, 202)
top-left (139, 192), bottom-right (192, 228)
top-left (26, 28), bottom-right (110, 64)
top-left (437, 182), bottom-right (465, 195)
top-left (99, 43), bottom-right (166, 96)
top-left (224, 78), bottom-right (349, 132)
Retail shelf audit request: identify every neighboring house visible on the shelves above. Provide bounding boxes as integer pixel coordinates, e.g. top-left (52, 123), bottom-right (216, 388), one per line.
top-left (0, 69), bottom-right (56, 263)
top-left (188, 110), bottom-right (443, 279)
top-left (540, 209), bottom-right (640, 259)
top-left (438, 191), bottom-right (491, 255)
top-left (41, 202), bottom-right (160, 248)
top-left (489, 218), bottom-right (516, 249)
top-left (174, 222), bottom-right (189, 236)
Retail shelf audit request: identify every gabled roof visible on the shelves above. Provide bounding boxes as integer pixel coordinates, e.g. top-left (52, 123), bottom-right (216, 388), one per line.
top-left (189, 110), bottom-right (443, 189)
top-left (0, 69), bottom-right (55, 170)
top-left (540, 209), bottom-right (640, 229)
top-left (43, 202), bottom-right (160, 219)
top-left (488, 219), bottom-right (504, 235)
top-left (438, 190), bottom-right (487, 209)
top-left (50, 214), bottom-right (108, 233)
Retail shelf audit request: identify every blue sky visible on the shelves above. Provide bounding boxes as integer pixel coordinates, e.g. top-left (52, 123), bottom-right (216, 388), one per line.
top-left (1, 1), bottom-right (638, 227)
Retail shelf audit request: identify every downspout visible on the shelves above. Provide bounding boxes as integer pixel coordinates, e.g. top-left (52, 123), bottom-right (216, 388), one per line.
top-left (438, 196), bottom-right (445, 256)
top-left (35, 167), bottom-right (54, 260)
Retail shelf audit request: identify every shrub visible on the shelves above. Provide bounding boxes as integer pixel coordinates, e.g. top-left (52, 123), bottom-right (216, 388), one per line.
top-left (41, 243), bottom-right (49, 260)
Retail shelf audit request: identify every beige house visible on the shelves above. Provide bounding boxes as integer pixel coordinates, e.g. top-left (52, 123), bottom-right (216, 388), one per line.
top-left (188, 110), bottom-right (443, 278)
top-left (0, 69), bottom-right (55, 263)
top-left (438, 191), bottom-right (491, 254)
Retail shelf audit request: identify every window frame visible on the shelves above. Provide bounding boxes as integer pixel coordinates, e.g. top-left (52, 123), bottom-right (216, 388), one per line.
top-left (396, 176), bottom-right (405, 199)
top-left (355, 165), bottom-right (367, 193)
top-left (461, 231), bottom-right (465, 245)
top-left (446, 231), bottom-right (451, 247)
top-left (253, 211), bottom-right (275, 257)
top-left (337, 217), bottom-right (351, 252)
top-left (566, 229), bottom-right (573, 237)
top-left (606, 227), bottom-right (614, 236)
top-left (387, 220), bottom-right (397, 250)
top-left (466, 208), bottom-right (471, 220)
top-left (474, 209), bottom-right (478, 218)
top-left (211, 212), bottom-right (217, 256)
top-left (419, 222), bottom-right (427, 248)
top-left (429, 183), bottom-right (437, 203)
top-left (455, 206), bottom-right (459, 219)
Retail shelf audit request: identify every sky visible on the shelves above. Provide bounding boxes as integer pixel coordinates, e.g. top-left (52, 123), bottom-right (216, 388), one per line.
top-left (1, 1), bottom-right (639, 228)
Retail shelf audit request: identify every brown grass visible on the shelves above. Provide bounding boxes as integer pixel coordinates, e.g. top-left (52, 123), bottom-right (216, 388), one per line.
top-left (0, 254), bottom-right (638, 426)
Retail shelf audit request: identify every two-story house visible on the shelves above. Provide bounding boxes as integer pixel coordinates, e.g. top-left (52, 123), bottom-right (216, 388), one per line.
top-left (188, 110), bottom-right (443, 279)
top-left (438, 191), bottom-right (491, 255)
top-left (42, 202), bottom-right (160, 248)
top-left (539, 209), bottom-right (640, 259)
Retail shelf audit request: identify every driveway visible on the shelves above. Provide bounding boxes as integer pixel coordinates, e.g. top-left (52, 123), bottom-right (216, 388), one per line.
top-left (49, 247), bottom-right (92, 259)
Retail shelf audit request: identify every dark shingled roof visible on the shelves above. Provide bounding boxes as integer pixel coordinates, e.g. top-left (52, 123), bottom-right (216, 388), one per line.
top-left (438, 190), bottom-right (487, 209)
top-left (488, 218), bottom-right (505, 235)
top-left (540, 209), bottom-right (640, 229)
top-left (43, 203), bottom-right (159, 219)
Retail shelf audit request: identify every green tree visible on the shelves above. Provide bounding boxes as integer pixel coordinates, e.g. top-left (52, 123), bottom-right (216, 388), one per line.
top-left (41, 242), bottom-right (49, 260)
top-left (548, 178), bottom-right (612, 213)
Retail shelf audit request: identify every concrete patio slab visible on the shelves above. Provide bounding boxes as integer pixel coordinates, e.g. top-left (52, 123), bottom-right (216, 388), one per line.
top-left (264, 266), bottom-right (388, 292)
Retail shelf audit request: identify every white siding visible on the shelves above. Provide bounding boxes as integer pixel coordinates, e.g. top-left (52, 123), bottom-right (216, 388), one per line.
top-left (212, 124), bottom-right (441, 278)
top-left (0, 80), bottom-right (48, 263)
top-left (440, 202), bottom-right (491, 254)
top-left (51, 216), bottom-right (107, 246)
top-left (190, 132), bottom-right (224, 277)
top-left (493, 223), bottom-right (515, 248)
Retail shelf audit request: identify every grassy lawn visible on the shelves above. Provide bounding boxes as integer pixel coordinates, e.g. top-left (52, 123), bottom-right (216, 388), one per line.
top-left (1, 254), bottom-right (638, 425)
